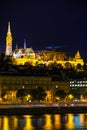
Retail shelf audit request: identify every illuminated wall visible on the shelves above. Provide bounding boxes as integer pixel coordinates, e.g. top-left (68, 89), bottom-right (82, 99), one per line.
top-left (0, 75), bottom-right (70, 101)
top-left (12, 49), bottom-right (84, 68)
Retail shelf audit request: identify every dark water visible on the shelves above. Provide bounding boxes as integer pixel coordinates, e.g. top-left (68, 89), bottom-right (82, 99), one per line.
top-left (0, 113), bottom-right (87, 130)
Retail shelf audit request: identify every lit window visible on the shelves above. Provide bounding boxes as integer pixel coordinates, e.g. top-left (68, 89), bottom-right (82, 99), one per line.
top-left (71, 81), bottom-right (74, 83)
top-left (80, 81), bottom-right (82, 83)
top-left (83, 81), bottom-right (86, 83)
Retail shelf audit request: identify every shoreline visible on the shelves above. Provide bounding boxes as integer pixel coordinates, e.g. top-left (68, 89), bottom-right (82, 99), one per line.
top-left (0, 106), bottom-right (87, 115)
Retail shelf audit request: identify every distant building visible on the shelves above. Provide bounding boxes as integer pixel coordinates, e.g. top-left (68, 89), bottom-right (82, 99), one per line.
top-left (70, 80), bottom-right (87, 89)
top-left (5, 22), bottom-right (84, 69)
top-left (0, 74), bottom-right (70, 102)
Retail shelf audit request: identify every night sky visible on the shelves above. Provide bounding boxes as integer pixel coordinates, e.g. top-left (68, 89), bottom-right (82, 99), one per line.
top-left (0, 0), bottom-right (87, 59)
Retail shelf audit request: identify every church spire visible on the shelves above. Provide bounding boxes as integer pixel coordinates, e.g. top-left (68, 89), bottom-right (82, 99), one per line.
top-left (15, 43), bottom-right (18, 50)
top-left (7, 21), bottom-right (11, 34)
top-left (75, 50), bottom-right (81, 59)
top-left (24, 39), bottom-right (26, 49)
top-left (5, 21), bottom-right (12, 56)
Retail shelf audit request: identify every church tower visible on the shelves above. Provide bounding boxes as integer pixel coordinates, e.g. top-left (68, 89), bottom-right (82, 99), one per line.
top-left (75, 50), bottom-right (81, 59)
top-left (74, 50), bottom-right (84, 66)
top-left (5, 22), bottom-right (12, 56)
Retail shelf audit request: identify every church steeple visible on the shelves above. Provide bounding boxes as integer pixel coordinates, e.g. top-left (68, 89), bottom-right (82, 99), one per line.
top-left (5, 21), bottom-right (12, 56)
top-left (7, 21), bottom-right (11, 34)
top-left (75, 50), bottom-right (81, 59)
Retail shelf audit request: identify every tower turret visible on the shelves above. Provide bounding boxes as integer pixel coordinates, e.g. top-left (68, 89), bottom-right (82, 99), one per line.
top-left (74, 50), bottom-right (84, 66)
top-left (75, 50), bottom-right (81, 59)
top-left (5, 21), bottom-right (12, 56)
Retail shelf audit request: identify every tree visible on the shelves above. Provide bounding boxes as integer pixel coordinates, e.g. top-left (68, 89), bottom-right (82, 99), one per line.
top-left (76, 63), bottom-right (82, 71)
top-left (1, 91), bottom-right (7, 99)
top-left (57, 63), bottom-right (63, 69)
top-left (65, 62), bottom-right (72, 69)
top-left (55, 90), bottom-right (67, 100)
top-left (16, 89), bottom-right (28, 101)
top-left (69, 89), bottom-right (80, 99)
top-left (30, 87), bottom-right (47, 101)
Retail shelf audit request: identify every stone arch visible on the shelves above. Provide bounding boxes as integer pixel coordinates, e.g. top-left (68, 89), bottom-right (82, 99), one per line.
top-left (65, 62), bottom-right (72, 69)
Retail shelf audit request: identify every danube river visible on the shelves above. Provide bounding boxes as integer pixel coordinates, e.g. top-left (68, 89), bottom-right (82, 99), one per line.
top-left (0, 113), bottom-right (87, 130)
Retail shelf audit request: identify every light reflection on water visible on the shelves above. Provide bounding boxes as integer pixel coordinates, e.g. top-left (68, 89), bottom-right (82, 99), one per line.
top-left (0, 114), bottom-right (87, 130)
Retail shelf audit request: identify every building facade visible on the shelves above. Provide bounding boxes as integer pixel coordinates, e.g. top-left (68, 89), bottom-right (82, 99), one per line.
top-left (70, 80), bottom-right (87, 89)
top-left (0, 75), bottom-right (70, 102)
top-left (5, 22), bottom-right (84, 68)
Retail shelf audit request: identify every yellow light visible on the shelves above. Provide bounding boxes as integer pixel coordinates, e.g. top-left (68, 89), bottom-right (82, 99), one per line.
top-left (23, 115), bottom-right (34, 130)
top-left (26, 94), bottom-right (31, 101)
top-left (56, 97), bottom-right (60, 100)
top-left (68, 94), bottom-right (74, 99)
top-left (43, 114), bottom-right (52, 130)
top-left (54, 114), bottom-right (61, 129)
top-left (12, 116), bottom-right (18, 129)
top-left (0, 117), bottom-right (2, 129)
top-left (66, 114), bottom-right (74, 129)
top-left (80, 114), bottom-right (84, 125)
top-left (45, 91), bottom-right (52, 102)
top-left (2, 116), bottom-right (9, 130)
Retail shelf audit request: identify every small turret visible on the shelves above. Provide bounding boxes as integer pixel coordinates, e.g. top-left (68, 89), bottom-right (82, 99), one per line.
top-left (75, 50), bottom-right (81, 59)
top-left (74, 50), bottom-right (84, 66)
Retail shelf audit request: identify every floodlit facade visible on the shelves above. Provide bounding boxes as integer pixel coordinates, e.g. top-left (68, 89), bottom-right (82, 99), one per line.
top-left (0, 75), bottom-right (70, 102)
top-left (5, 22), bottom-right (84, 68)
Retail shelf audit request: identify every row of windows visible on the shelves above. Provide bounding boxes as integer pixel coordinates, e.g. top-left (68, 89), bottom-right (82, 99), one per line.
top-left (70, 84), bottom-right (87, 87)
top-left (70, 81), bottom-right (87, 84)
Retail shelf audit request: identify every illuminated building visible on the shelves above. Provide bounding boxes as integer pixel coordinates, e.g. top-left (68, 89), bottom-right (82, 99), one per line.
top-left (5, 22), bottom-right (84, 68)
top-left (70, 80), bottom-right (87, 89)
top-left (1, 22), bottom-right (85, 102)
top-left (35, 49), bottom-right (84, 69)
top-left (0, 75), bottom-right (70, 102)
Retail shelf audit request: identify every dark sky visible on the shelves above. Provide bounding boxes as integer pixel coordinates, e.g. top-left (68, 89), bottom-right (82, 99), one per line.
top-left (0, 0), bottom-right (87, 58)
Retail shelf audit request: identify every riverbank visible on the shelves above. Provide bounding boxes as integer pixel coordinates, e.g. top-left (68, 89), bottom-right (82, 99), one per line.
top-left (0, 105), bottom-right (87, 115)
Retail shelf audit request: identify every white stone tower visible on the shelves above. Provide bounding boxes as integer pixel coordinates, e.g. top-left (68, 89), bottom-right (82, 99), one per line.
top-left (5, 21), bottom-right (12, 56)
